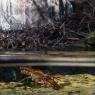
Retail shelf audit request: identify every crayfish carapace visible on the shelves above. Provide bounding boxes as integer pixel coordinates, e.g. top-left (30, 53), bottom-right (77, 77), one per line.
top-left (20, 66), bottom-right (61, 90)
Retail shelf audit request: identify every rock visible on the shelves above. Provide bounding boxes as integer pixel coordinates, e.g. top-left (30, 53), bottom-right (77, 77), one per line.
top-left (0, 0), bottom-right (73, 30)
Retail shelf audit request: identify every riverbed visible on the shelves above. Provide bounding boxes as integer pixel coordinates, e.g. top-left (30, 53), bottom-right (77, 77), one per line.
top-left (0, 74), bottom-right (95, 95)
